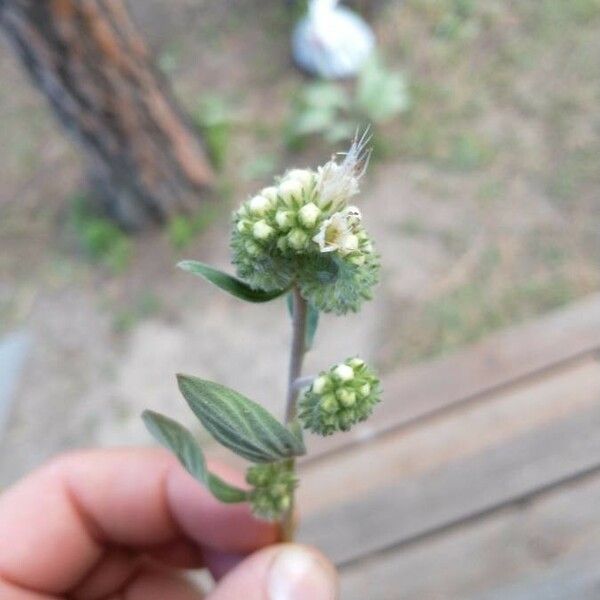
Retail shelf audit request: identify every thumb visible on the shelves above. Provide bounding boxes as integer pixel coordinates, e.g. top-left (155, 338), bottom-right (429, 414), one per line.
top-left (207, 543), bottom-right (338, 600)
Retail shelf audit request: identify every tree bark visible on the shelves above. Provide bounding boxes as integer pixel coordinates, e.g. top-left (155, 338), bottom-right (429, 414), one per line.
top-left (0, 0), bottom-right (214, 228)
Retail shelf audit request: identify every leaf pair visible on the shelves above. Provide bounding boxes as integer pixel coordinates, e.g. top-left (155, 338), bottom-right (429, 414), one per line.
top-left (143, 376), bottom-right (306, 503)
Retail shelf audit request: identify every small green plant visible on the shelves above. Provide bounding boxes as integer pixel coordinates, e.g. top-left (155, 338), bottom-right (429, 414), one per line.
top-left (193, 95), bottom-right (235, 170)
top-left (69, 194), bottom-right (132, 274)
top-left (142, 132), bottom-right (382, 541)
top-left (286, 54), bottom-right (410, 148)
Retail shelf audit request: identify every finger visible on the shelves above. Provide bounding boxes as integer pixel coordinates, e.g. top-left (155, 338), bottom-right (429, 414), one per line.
top-left (207, 544), bottom-right (338, 600)
top-left (123, 567), bottom-right (203, 600)
top-left (0, 448), bottom-right (277, 595)
top-left (0, 577), bottom-right (57, 600)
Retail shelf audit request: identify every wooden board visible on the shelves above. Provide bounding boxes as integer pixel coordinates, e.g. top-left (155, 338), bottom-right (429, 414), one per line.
top-left (339, 474), bottom-right (600, 600)
top-left (305, 293), bottom-right (600, 461)
top-left (298, 356), bottom-right (600, 565)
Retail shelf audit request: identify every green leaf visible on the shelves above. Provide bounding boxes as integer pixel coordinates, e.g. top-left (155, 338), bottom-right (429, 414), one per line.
top-left (142, 410), bottom-right (248, 503)
top-left (177, 375), bottom-right (306, 463)
top-left (178, 260), bottom-right (288, 302)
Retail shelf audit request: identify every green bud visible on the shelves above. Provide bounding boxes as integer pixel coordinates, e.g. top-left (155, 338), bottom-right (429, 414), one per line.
top-left (287, 228), bottom-right (309, 250)
top-left (275, 210), bottom-right (295, 231)
top-left (299, 358), bottom-right (381, 436)
top-left (244, 240), bottom-right (260, 256)
top-left (333, 363), bottom-right (354, 382)
top-left (359, 383), bottom-right (371, 398)
top-left (247, 462), bottom-right (297, 521)
top-left (278, 178), bottom-right (304, 205)
top-left (298, 202), bottom-right (321, 228)
top-left (312, 375), bottom-right (330, 394)
top-left (337, 388), bottom-right (356, 407)
top-left (252, 220), bottom-right (274, 240)
top-left (236, 219), bottom-right (251, 233)
top-left (260, 186), bottom-right (279, 203)
top-left (249, 195), bottom-right (271, 215)
top-left (321, 393), bottom-right (339, 413)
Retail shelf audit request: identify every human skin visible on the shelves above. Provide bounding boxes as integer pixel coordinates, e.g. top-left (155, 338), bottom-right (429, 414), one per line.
top-left (0, 448), bottom-right (338, 599)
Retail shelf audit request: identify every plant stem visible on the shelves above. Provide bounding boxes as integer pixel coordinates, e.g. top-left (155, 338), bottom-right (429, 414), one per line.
top-left (282, 286), bottom-right (308, 542)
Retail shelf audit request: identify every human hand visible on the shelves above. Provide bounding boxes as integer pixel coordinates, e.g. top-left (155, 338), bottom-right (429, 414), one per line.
top-left (0, 448), bottom-right (338, 599)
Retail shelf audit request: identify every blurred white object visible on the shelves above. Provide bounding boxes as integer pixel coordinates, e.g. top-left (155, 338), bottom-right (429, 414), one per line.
top-left (0, 331), bottom-right (30, 438)
top-left (293, 0), bottom-right (375, 79)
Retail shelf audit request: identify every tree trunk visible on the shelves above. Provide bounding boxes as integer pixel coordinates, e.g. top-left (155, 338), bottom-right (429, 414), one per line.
top-left (0, 0), bottom-right (214, 229)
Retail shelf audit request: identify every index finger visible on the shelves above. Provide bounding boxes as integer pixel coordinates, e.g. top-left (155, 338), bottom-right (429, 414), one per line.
top-left (0, 448), bottom-right (278, 595)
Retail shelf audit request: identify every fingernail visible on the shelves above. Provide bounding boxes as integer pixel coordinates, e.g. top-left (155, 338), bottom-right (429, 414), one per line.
top-left (268, 546), bottom-right (337, 600)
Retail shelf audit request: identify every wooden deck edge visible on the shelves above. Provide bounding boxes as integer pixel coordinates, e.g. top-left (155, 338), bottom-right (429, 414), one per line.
top-left (304, 292), bottom-right (600, 462)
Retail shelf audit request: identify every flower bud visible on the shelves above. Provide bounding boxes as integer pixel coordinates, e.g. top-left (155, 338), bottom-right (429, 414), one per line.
top-left (312, 375), bottom-right (329, 394)
top-left (252, 220), bottom-right (274, 241)
top-left (244, 240), bottom-right (260, 256)
top-left (287, 228), bottom-right (309, 250)
top-left (247, 462), bottom-right (297, 521)
top-left (278, 178), bottom-right (304, 205)
top-left (275, 209), bottom-right (295, 231)
top-left (285, 168), bottom-right (314, 188)
top-left (236, 219), bottom-right (251, 233)
top-left (299, 357), bottom-right (380, 436)
top-left (298, 202), bottom-right (321, 228)
top-left (333, 363), bottom-right (354, 382)
top-left (260, 186), bottom-right (279, 203)
top-left (337, 388), bottom-right (356, 407)
top-left (249, 195), bottom-right (271, 215)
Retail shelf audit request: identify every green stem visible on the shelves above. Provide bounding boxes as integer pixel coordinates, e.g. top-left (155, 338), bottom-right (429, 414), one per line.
top-left (282, 286), bottom-right (308, 542)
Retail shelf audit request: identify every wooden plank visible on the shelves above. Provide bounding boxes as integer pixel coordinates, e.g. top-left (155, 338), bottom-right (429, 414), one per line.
top-left (298, 362), bottom-right (600, 565)
top-left (339, 474), bottom-right (600, 600)
top-left (305, 293), bottom-right (600, 460)
top-left (298, 357), bottom-right (600, 516)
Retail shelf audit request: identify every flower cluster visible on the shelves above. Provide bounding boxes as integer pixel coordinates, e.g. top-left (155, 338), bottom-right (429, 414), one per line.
top-left (246, 462), bottom-right (298, 521)
top-left (231, 133), bottom-right (380, 314)
top-left (299, 357), bottom-right (380, 436)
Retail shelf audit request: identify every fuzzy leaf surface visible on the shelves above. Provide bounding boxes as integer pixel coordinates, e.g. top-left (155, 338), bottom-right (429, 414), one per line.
top-left (178, 260), bottom-right (287, 302)
top-left (177, 375), bottom-right (306, 463)
top-left (142, 410), bottom-right (248, 503)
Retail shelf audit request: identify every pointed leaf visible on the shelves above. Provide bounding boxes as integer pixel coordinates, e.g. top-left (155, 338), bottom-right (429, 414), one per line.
top-left (177, 375), bottom-right (306, 463)
top-left (178, 260), bottom-right (288, 302)
top-left (142, 410), bottom-right (248, 503)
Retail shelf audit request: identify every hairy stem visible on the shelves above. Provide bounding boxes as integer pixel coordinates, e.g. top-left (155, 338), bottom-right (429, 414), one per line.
top-left (282, 286), bottom-right (308, 542)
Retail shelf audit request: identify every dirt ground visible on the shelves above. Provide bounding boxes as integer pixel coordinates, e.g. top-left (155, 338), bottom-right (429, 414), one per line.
top-left (1, 0), bottom-right (599, 484)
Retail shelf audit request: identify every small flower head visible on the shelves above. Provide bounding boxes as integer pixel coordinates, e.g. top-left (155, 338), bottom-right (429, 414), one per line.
top-left (246, 462), bottom-right (297, 521)
top-left (230, 131), bottom-right (379, 312)
top-left (299, 358), bottom-right (380, 436)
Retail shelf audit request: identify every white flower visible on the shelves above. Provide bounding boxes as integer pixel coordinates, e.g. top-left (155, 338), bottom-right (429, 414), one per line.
top-left (298, 202), bottom-right (321, 228)
top-left (312, 209), bottom-right (361, 255)
top-left (315, 129), bottom-right (371, 210)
